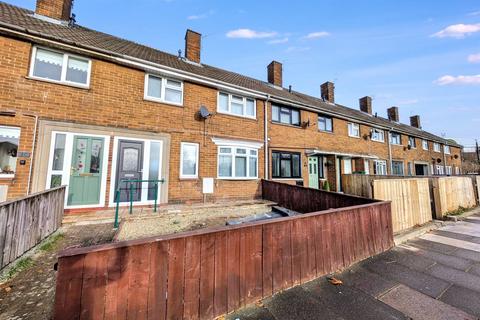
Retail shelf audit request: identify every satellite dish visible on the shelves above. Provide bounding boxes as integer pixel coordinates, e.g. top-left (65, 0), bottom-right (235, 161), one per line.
top-left (199, 106), bottom-right (211, 119)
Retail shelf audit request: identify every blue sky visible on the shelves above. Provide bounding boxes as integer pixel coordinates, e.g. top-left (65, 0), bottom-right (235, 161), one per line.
top-left (11, 0), bottom-right (480, 147)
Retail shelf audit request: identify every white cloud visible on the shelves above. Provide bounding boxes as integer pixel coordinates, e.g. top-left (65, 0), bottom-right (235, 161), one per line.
top-left (468, 53), bottom-right (480, 63)
top-left (431, 23), bottom-right (480, 38)
top-left (434, 74), bottom-right (480, 85)
top-left (302, 31), bottom-right (330, 39)
top-left (267, 37), bottom-right (289, 44)
top-left (226, 29), bottom-right (277, 39)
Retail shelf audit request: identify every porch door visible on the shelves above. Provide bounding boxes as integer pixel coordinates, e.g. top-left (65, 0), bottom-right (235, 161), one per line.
top-left (308, 157), bottom-right (319, 189)
top-left (68, 136), bottom-right (104, 206)
top-left (115, 140), bottom-right (144, 202)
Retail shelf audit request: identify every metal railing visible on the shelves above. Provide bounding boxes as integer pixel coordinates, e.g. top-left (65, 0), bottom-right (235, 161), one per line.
top-left (114, 179), bottom-right (165, 228)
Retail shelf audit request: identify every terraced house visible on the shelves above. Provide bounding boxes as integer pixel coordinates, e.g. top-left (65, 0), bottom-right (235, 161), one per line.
top-left (0, 0), bottom-right (462, 210)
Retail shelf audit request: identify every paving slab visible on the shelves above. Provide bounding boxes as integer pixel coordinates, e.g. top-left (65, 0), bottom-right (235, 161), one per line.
top-left (420, 233), bottom-right (480, 253)
top-left (452, 247), bottom-right (480, 262)
top-left (431, 230), bottom-right (480, 244)
top-left (441, 222), bottom-right (480, 238)
top-left (303, 278), bottom-right (408, 320)
top-left (363, 258), bottom-right (451, 298)
top-left (379, 284), bottom-right (476, 320)
top-left (425, 263), bottom-right (480, 293)
top-left (335, 265), bottom-right (398, 298)
top-left (464, 218), bottom-right (480, 225)
top-left (439, 285), bottom-right (480, 318)
top-left (382, 247), bottom-right (436, 271)
top-left (468, 264), bottom-right (480, 277)
top-left (399, 243), bottom-right (474, 271)
top-left (407, 238), bottom-right (458, 254)
top-left (226, 304), bottom-right (277, 320)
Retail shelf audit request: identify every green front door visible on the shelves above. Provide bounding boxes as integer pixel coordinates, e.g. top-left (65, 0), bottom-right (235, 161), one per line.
top-left (308, 157), bottom-right (319, 189)
top-left (67, 136), bottom-right (104, 206)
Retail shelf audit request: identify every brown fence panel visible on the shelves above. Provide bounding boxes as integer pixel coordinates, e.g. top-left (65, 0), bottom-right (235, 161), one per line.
top-left (0, 186), bottom-right (65, 270)
top-left (54, 182), bottom-right (393, 320)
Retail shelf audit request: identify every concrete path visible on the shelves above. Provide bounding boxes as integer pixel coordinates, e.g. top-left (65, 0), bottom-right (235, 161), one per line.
top-left (227, 213), bottom-right (480, 320)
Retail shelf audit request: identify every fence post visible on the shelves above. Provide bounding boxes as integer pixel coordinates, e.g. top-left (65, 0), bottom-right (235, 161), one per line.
top-left (154, 182), bottom-right (158, 212)
top-left (114, 189), bottom-right (121, 228)
top-left (129, 182), bottom-right (133, 214)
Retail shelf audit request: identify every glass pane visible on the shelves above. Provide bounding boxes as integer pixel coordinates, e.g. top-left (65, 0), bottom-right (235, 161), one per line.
top-left (235, 156), bottom-right (247, 177)
top-left (231, 102), bottom-right (244, 115)
top-left (292, 110), bottom-right (300, 125)
top-left (166, 79), bottom-right (182, 87)
top-left (50, 174), bottom-right (62, 188)
top-left (52, 133), bottom-right (66, 171)
top-left (319, 118), bottom-right (326, 131)
top-left (272, 105), bottom-right (280, 121)
top-left (232, 95), bottom-right (243, 103)
top-left (249, 157), bottom-right (257, 177)
top-left (90, 140), bottom-right (102, 174)
top-left (147, 75), bottom-right (162, 98)
top-left (280, 159), bottom-right (291, 178)
top-left (122, 148), bottom-right (139, 171)
top-left (236, 148), bottom-right (246, 154)
top-left (33, 48), bottom-right (63, 81)
top-left (219, 93), bottom-right (229, 111)
top-left (326, 118), bottom-right (332, 131)
top-left (292, 154), bottom-right (300, 177)
top-left (165, 88), bottom-right (182, 103)
top-left (219, 155), bottom-right (232, 177)
top-left (219, 147), bottom-right (231, 154)
top-left (272, 153), bottom-right (280, 177)
top-left (0, 127), bottom-right (19, 175)
top-left (73, 138), bottom-right (88, 174)
top-left (182, 144), bottom-right (197, 176)
top-left (280, 111), bottom-right (290, 124)
top-left (148, 142), bottom-right (161, 200)
top-left (250, 150), bottom-right (257, 156)
top-left (66, 56), bottom-right (88, 84)
top-left (246, 99), bottom-right (255, 116)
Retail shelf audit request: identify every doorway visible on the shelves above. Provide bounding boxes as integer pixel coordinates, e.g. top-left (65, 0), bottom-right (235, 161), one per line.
top-left (115, 140), bottom-right (144, 202)
top-left (308, 157), bottom-right (319, 189)
top-left (415, 163), bottom-right (429, 176)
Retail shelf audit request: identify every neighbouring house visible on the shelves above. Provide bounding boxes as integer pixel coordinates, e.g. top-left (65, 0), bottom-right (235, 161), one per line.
top-left (0, 0), bottom-right (462, 209)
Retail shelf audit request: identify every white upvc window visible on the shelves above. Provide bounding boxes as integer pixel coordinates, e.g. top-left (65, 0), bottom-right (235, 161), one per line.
top-left (444, 145), bottom-right (450, 154)
top-left (343, 158), bottom-right (352, 174)
top-left (29, 46), bottom-right (92, 88)
top-left (373, 160), bottom-right (387, 175)
top-left (445, 166), bottom-right (452, 175)
top-left (218, 92), bottom-right (256, 119)
top-left (218, 146), bottom-right (258, 179)
top-left (0, 126), bottom-right (20, 178)
top-left (422, 140), bottom-right (429, 150)
top-left (408, 136), bottom-right (416, 148)
top-left (436, 165), bottom-right (445, 175)
top-left (455, 167), bottom-right (460, 175)
top-left (389, 132), bottom-right (401, 145)
top-left (145, 74), bottom-right (184, 105)
top-left (371, 128), bottom-right (385, 142)
top-left (180, 142), bottom-right (199, 178)
top-left (348, 123), bottom-right (360, 137)
top-left (433, 142), bottom-right (441, 152)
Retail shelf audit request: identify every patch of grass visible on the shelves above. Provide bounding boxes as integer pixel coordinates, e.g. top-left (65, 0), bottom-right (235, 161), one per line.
top-left (39, 233), bottom-right (65, 252)
top-left (6, 257), bottom-right (33, 280)
top-left (448, 206), bottom-right (468, 216)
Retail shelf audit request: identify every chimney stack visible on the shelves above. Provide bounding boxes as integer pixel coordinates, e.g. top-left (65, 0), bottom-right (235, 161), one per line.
top-left (359, 96), bottom-right (372, 115)
top-left (267, 61), bottom-right (283, 87)
top-left (321, 81), bottom-right (335, 103)
top-left (185, 29), bottom-right (201, 63)
top-left (387, 106), bottom-right (399, 122)
top-left (410, 115), bottom-right (421, 129)
top-left (35, 0), bottom-right (73, 21)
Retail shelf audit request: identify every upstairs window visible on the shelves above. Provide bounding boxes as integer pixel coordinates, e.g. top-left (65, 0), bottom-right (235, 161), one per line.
top-left (272, 105), bottom-right (300, 126)
top-left (348, 123), bottom-right (360, 137)
top-left (145, 74), bottom-right (183, 105)
top-left (390, 132), bottom-right (402, 145)
top-left (371, 129), bottom-right (385, 142)
top-left (0, 126), bottom-right (20, 178)
top-left (408, 136), bottom-right (416, 148)
top-left (30, 47), bottom-right (91, 87)
top-left (433, 142), bottom-right (441, 152)
top-left (318, 115), bottom-right (333, 132)
top-left (422, 140), bottom-right (429, 150)
top-left (444, 145), bottom-right (451, 154)
top-left (272, 151), bottom-right (301, 179)
top-left (218, 92), bottom-right (256, 118)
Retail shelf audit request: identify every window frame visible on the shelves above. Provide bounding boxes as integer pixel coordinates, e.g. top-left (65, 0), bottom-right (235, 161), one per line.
top-left (391, 160), bottom-right (404, 176)
top-left (422, 140), bottom-right (429, 150)
top-left (389, 132), bottom-right (402, 145)
top-left (272, 104), bottom-right (301, 126)
top-left (180, 142), bottom-right (199, 179)
top-left (373, 160), bottom-right (387, 175)
top-left (348, 122), bottom-right (360, 138)
top-left (444, 145), bottom-right (451, 154)
top-left (0, 125), bottom-right (21, 178)
top-left (371, 128), bottom-right (385, 142)
top-left (216, 146), bottom-right (258, 180)
top-left (318, 114), bottom-right (333, 132)
top-left (433, 142), bottom-right (441, 153)
top-left (272, 151), bottom-right (302, 179)
top-left (144, 74), bottom-right (184, 106)
top-left (217, 91), bottom-right (256, 119)
top-left (408, 136), bottom-right (416, 149)
top-left (29, 46), bottom-right (92, 89)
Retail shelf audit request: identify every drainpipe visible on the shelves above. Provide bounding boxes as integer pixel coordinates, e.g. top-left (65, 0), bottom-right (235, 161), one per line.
top-left (387, 129), bottom-right (393, 175)
top-left (442, 144), bottom-right (447, 175)
top-left (23, 113), bottom-right (38, 195)
top-left (264, 95), bottom-right (271, 180)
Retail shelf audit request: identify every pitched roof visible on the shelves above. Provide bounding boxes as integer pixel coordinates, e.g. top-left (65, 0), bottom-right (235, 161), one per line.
top-left (0, 1), bottom-right (461, 147)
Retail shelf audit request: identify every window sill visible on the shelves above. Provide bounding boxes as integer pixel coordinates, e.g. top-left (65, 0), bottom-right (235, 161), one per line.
top-left (270, 121), bottom-right (302, 129)
top-left (371, 139), bottom-right (385, 144)
top-left (217, 110), bottom-right (257, 121)
top-left (348, 135), bottom-right (360, 139)
top-left (217, 177), bottom-right (259, 181)
top-left (318, 130), bottom-right (334, 134)
top-left (179, 177), bottom-right (199, 181)
top-left (26, 76), bottom-right (90, 90)
top-left (143, 96), bottom-right (184, 107)
top-left (0, 174), bottom-right (15, 180)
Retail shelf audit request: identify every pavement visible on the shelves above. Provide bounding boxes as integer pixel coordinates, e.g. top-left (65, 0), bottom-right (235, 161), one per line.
top-left (227, 213), bottom-right (480, 320)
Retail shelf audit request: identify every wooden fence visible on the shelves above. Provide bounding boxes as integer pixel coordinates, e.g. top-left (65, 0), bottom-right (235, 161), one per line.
top-left (0, 186), bottom-right (65, 270)
top-left (54, 181), bottom-right (393, 320)
top-left (432, 177), bottom-right (477, 219)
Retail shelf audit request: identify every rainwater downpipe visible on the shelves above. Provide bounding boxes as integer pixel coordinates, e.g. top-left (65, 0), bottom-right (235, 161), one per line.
top-left (23, 113), bottom-right (38, 195)
top-left (387, 128), bottom-right (393, 175)
top-left (264, 95), bottom-right (271, 180)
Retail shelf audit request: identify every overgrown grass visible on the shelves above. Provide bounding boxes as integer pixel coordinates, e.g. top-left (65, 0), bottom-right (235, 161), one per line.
top-left (448, 206), bottom-right (468, 216)
top-left (39, 233), bottom-right (65, 252)
top-left (6, 257), bottom-right (33, 280)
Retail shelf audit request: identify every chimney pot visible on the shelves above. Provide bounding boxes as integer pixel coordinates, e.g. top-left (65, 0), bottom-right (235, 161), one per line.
top-left (185, 29), bottom-right (201, 63)
top-left (267, 61), bottom-right (282, 87)
top-left (35, 0), bottom-right (73, 21)
top-left (410, 115), bottom-right (421, 129)
top-left (387, 106), bottom-right (399, 122)
top-left (359, 96), bottom-right (372, 114)
top-left (321, 81), bottom-right (335, 103)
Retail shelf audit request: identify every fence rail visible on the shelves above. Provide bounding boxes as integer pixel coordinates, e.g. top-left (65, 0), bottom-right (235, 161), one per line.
top-left (0, 186), bottom-right (65, 270)
top-left (54, 180), bottom-right (393, 320)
